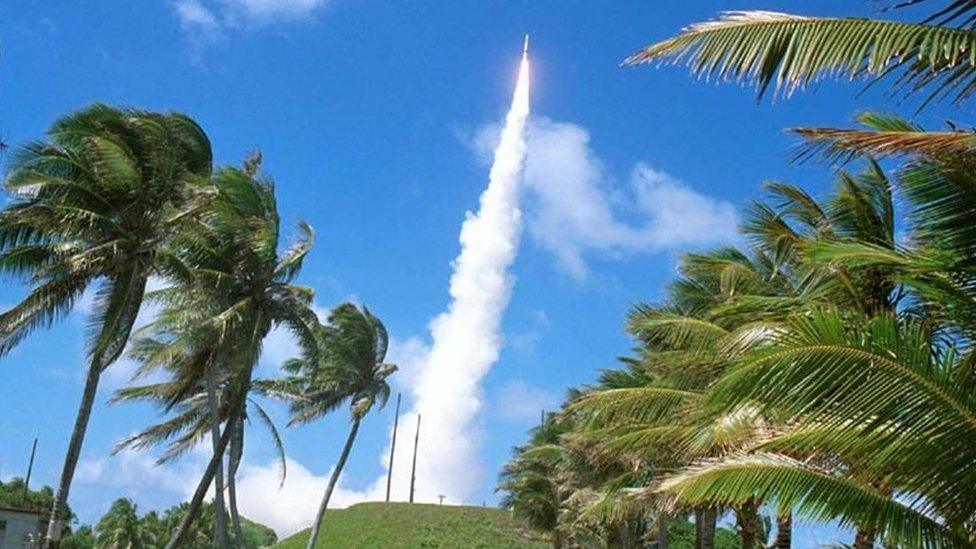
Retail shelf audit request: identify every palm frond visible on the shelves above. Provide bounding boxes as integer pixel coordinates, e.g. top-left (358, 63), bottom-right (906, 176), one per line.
top-left (624, 11), bottom-right (976, 104)
top-left (657, 453), bottom-right (960, 547)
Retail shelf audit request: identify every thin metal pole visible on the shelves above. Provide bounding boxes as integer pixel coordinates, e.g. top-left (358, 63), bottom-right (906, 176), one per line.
top-left (409, 414), bottom-right (421, 503)
top-left (21, 438), bottom-right (38, 506)
top-left (385, 393), bottom-right (402, 502)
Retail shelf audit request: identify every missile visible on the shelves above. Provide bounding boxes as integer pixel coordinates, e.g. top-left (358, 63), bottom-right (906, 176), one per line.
top-left (523, 34), bottom-right (529, 55)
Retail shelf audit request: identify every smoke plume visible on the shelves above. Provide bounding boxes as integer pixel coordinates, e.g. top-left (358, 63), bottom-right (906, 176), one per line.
top-left (384, 48), bottom-right (531, 503)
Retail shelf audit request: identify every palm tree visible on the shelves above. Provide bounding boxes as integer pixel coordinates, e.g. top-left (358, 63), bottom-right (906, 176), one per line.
top-left (0, 104), bottom-right (212, 546)
top-left (658, 147), bottom-right (976, 545)
top-left (499, 415), bottom-right (572, 548)
top-left (261, 303), bottom-right (396, 549)
top-left (562, 163), bottom-right (906, 547)
top-left (94, 498), bottom-right (142, 548)
top-left (128, 164), bottom-right (318, 548)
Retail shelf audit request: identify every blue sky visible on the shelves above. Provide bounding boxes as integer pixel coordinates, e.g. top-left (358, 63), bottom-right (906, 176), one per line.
top-left (0, 0), bottom-right (956, 542)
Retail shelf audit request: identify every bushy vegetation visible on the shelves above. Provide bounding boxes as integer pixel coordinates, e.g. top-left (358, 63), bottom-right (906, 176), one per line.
top-left (0, 478), bottom-right (73, 537)
top-left (58, 499), bottom-right (275, 549)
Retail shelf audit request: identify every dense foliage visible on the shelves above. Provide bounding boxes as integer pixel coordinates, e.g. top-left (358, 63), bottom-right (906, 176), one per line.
top-left (501, 2), bottom-right (976, 548)
top-left (57, 499), bottom-right (275, 549)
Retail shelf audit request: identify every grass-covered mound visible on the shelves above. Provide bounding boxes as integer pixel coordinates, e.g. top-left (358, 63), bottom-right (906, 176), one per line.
top-left (275, 502), bottom-right (545, 548)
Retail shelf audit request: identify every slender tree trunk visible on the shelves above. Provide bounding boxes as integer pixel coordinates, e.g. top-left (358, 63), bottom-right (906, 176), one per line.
top-left (775, 512), bottom-right (792, 549)
top-left (306, 418), bottom-right (361, 549)
top-left (227, 415), bottom-right (245, 549)
top-left (165, 403), bottom-right (241, 549)
top-left (735, 499), bottom-right (759, 549)
top-left (44, 268), bottom-right (147, 548)
top-left (854, 526), bottom-right (876, 549)
top-left (43, 360), bottom-right (102, 547)
top-left (205, 360), bottom-right (230, 549)
top-left (695, 507), bottom-right (716, 549)
top-left (552, 529), bottom-right (562, 549)
top-left (655, 513), bottom-right (668, 548)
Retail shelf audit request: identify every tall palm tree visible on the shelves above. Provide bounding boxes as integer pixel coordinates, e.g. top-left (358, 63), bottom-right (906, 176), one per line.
top-left (0, 104), bottom-right (212, 546)
top-left (261, 303), bottom-right (396, 549)
top-left (130, 164), bottom-right (318, 548)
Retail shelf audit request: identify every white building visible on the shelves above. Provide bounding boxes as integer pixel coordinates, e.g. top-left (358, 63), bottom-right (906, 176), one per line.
top-left (0, 507), bottom-right (44, 549)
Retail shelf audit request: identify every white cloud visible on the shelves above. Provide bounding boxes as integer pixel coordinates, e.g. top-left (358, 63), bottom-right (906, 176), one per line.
top-left (221, 0), bottom-right (329, 23)
top-left (492, 380), bottom-right (559, 422)
top-left (172, 0), bottom-right (222, 50)
top-left (78, 447), bottom-right (381, 538)
top-left (235, 457), bottom-right (381, 538)
top-left (76, 447), bottom-right (199, 500)
top-left (173, 0), bottom-right (219, 28)
top-left (171, 0), bottom-right (331, 50)
top-left (469, 117), bottom-right (739, 279)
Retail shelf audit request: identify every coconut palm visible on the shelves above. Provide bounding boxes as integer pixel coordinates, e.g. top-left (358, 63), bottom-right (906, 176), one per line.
top-left (129, 164), bottom-right (318, 548)
top-left (555, 163), bottom-right (907, 547)
top-left (0, 104), bottom-right (212, 545)
top-left (94, 498), bottom-right (143, 548)
top-left (566, 249), bottom-right (788, 549)
top-left (260, 302), bottom-right (396, 549)
top-left (498, 417), bottom-right (567, 548)
top-left (656, 148), bottom-right (976, 546)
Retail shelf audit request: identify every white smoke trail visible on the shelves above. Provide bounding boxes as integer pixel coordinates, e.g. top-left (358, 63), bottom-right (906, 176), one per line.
top-left (384, 48), bottom-right (531, 503)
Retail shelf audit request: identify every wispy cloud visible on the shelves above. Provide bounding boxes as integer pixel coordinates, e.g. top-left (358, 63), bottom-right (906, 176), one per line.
top-left (221, 0), bottom-right (330, 24)
top-left (170, 0), bottom-right (333, 56)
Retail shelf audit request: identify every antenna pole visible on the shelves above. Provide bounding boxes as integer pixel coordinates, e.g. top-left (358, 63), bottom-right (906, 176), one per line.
top-left (21, 438), bottom-right (38, 506)
top-left (385, 393), bottom-right (402, 502)
top-left (409, 414), bottom-right (421, 503)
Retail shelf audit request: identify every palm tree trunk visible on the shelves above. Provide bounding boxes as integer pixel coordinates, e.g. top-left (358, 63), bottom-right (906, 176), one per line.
top-left (227, 415), bottom-right (245, 548)
top-left (695, 507), bottom-right (716, 549)
top-left (552, 529), bottom-right (562, 549)
top-left (205, 360), bottom-right (230, 549)
top-left (165, 401), bottom-right (241, 549)
top-left (735, 499), bottom-right (759, 549)
top-left (775, 512), bottom-right (792, 548)
top-left (654, 513), bottom-right (668, 548)
top-left (306, 418), bottom-right (361, 549)
top-left (43, 360), bottom-right (102, 547)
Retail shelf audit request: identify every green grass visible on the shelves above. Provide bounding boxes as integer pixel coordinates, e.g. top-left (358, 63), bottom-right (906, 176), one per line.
top-left (274, 502), bottom-right (547, 548)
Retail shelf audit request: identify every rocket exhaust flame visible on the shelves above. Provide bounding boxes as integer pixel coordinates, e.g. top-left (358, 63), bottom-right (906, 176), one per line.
top-left (385, 39), bottom-right (531, 503)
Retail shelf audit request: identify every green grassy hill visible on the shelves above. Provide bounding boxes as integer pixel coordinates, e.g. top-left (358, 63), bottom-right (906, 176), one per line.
top-left (274, 502), bottom-right (546, 548)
